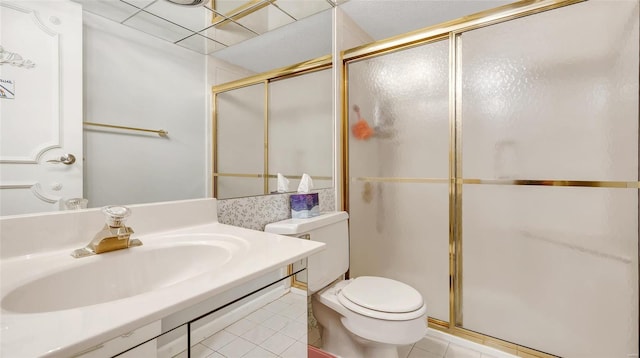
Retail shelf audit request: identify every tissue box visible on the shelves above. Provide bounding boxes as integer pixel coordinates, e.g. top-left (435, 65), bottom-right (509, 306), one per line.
top-left (290, 193), bottom-right (319, 218)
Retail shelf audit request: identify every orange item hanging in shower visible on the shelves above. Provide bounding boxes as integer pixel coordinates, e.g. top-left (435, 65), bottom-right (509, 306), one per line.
top-left (351, 119), bottom-right (374, 140)
top-left (351, 105), bottom-right (374, 140)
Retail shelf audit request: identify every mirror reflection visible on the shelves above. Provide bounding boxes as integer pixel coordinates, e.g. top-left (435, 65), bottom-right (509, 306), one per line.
top-left (214, 61), bottom-right (333, 199)
top-left (0, 0), bottom-right (333, 216)
top-left (75, 0), bottom-right (334, 55)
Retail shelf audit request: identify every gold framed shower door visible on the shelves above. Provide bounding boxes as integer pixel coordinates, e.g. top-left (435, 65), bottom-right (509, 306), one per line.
top-left (340, 1), bottom-right (639, 357)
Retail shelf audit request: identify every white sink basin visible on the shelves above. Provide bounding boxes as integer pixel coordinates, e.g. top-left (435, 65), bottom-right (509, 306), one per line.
top-left (2, 233), bottom-right (249, 313)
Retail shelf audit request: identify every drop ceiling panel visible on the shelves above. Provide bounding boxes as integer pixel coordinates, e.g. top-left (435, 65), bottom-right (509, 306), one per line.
top-left (200, 21), bottom-right (257, 46)
top-left (234, 4), bottom-right (295, 34)
top-left (74, 0), bottom-right (140, 22)
top-left (72, 0), bottom-right (336, 56)
top-left (123, 0), bottom-right (156, 9)
top-left (213, 0), bottom-right (265, 18)
top-left (274, 0), bottom-right (332, 20)
top-left (177, 33), bottom-right (226, 54)
top-left (124, 10), bottom-right (193, 42)
top-left (143, 0), bottom-right (214, 32)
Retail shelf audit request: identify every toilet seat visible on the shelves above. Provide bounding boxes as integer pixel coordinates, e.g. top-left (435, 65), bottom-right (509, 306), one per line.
top-left (336, 276), bottom-right (426, 321)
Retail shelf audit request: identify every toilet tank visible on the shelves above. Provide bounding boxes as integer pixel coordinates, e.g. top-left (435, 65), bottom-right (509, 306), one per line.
top-left (265, 211), bottom-right (349, 293)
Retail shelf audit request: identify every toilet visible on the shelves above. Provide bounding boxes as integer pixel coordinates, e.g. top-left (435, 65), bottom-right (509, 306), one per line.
top-left (265, 211), bottom-right (427, 358)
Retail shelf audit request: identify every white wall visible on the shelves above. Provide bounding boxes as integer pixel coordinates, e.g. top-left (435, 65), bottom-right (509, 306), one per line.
top-left (83, 12), bottom-right (207, 208)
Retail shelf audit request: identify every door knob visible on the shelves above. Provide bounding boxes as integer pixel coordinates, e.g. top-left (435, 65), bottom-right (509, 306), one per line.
top-left (47, 153), bottom-right (76, 165)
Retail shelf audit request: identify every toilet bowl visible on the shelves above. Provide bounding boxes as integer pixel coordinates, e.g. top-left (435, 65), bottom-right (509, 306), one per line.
top-left (264, 212), bottom-right (427, 358)
top-left (312, 277), bottom-right (427, 358)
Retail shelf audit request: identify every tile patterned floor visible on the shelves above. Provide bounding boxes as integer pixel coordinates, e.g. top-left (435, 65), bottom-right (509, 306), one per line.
top-left (175, 291), bottom-right (308, 358)
top-left (177, 290), bottom-right (515, 358)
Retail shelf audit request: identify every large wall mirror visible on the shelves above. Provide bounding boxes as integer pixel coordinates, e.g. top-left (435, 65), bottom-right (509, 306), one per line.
top-left (0, 0), bottom-right (506, 215)
top-left (0, 0), bottom-right (333, 216)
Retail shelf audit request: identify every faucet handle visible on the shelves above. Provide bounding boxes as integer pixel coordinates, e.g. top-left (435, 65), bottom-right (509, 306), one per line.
top-left (101, 205), bottom-right (131, 227)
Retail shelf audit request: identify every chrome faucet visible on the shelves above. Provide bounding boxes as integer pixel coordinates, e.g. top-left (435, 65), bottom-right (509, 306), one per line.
top-left (71, 206), bottom-right (142, 258)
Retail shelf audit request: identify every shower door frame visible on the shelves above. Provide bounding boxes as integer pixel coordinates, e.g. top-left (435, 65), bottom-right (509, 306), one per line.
top-left (340, 0), bottom-right (639, 357)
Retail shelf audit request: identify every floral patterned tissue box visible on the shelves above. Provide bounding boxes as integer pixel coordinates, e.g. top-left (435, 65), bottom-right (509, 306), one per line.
top-left (290, 193), bottom-right (320, 218)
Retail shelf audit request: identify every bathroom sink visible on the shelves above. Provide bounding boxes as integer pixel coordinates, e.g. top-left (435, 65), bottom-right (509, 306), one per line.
top-left (0, 202), bottom-right (325, 358)
top-left (1, 233), bottom-right (249, 313)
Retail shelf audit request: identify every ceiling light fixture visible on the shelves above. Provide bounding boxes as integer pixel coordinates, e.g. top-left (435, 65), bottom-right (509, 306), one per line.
top-left (163, 0), bottom-right (209, 7)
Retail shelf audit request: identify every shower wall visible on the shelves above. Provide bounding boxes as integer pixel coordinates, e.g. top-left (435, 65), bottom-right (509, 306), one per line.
top-left (346, 1), bottom-right (639, 357)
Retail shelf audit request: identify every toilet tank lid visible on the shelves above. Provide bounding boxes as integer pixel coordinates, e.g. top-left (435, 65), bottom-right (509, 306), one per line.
top-left (264, 211), bottom-right (349, 235)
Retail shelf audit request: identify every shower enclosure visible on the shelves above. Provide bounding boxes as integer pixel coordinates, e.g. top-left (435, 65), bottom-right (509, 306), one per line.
top-left (344, 1), bottom-right (639, 357)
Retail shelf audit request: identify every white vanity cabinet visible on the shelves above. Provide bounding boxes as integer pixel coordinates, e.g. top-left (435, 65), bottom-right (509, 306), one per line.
top-left (74, 321), bottom-right (161, 358)
top-left (86, 266), bottom-right (309, 358)
top-left (186, 268), bottom-right (308, 358)
top-left (116, 340), bottom-right (159, 358)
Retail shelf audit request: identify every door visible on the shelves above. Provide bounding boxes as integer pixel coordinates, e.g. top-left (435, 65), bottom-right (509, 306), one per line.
top-left (0, 0), bottom-right (83, 215)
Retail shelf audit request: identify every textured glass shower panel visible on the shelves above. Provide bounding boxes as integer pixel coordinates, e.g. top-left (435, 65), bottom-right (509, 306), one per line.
top-left (347, 40), bottom-right (450, 321)
top-left (349, 181), bottom-right (450, 321)
top-left (462, 185), bottom-right (638, 357)
top-left (268, 69), bottom-right (333, 193)
top-left (216, 84), bottom-right (265, 198)
top-left (461, 1), bottom-right (639, 181)
top-left (348, 40), bottom-right (449, 179)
